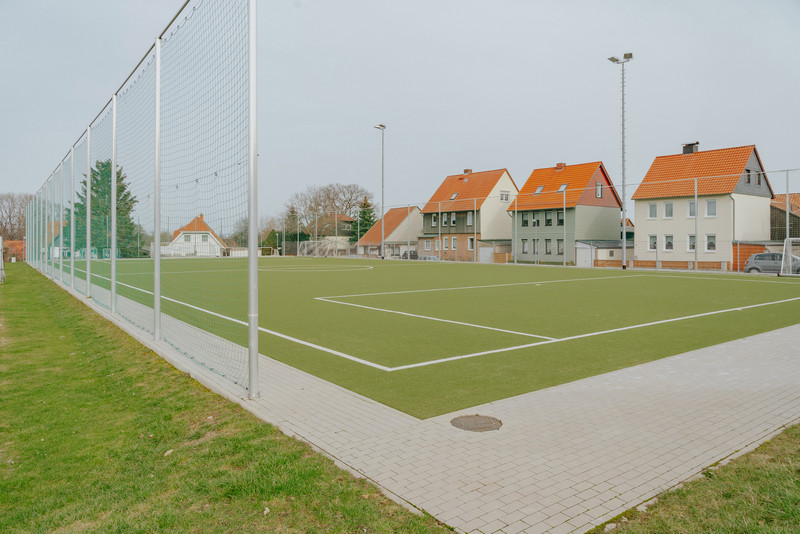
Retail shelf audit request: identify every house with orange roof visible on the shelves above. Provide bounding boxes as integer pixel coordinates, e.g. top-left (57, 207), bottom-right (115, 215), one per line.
top-left (770, 194), bottom-right (800, 241)
top-left (509, 161), bottom-right (623, 266)
top-left (419, 169), bottom-right (518, 262)
top-left (161, 214), bottom-right (227, 257)
top-left (632, 143), bottom-right (773, 270)
top-left (357, 206), bottom-right (423, 258)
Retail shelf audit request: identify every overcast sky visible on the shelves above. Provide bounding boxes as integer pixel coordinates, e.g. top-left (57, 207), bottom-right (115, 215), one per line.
top-left (1, 0), bottom-right (799, 219)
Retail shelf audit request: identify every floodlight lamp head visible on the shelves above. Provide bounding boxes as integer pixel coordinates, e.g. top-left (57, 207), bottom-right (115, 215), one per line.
top-left (374, 124), bottom-right (386, 130)
top-left (608, 56), bottom-right (620, 63)
top-left (623, 52), bottom-right (633, 60)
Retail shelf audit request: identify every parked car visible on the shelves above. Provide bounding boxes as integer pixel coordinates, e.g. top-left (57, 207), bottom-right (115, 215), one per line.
top-left (744, 252), bottom-right (800, 274)
top-left (401, 250), bottom-right (418, 260)
top-left (418, 255), bottom-right (440, 261)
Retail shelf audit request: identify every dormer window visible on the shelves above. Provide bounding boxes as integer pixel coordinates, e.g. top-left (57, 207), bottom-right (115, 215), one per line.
top-left (558, 184), bottom-right (567, 193)
top-left (534, 185), bottom-right (544, 195)
top-left (450, 193), bottom-right (459, 200)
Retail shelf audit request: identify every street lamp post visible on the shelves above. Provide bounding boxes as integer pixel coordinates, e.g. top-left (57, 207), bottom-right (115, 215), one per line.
top-left (374, 124), bottom-right (386, 259)
top-left (608, 52), bottom-right (632, 270)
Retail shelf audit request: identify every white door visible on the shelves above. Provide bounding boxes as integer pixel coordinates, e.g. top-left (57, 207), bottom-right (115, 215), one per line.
top-left (479, 246), bottom-right (492, 263)
top-left (576, 246), bottom-right (592, 268)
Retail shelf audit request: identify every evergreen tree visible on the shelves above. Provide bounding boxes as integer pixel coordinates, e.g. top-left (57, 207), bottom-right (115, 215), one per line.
top-left (350, 197), bottom-right (377, 243)
top-left (63, 160), bottom-right (138, 258)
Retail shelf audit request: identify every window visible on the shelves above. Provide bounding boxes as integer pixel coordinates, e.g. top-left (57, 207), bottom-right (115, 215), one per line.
top-left (425, 239), bottom-right (431, 251)
top-left (532, 239), bottom-right (538, 254)
top-left (688, 200), bottom-right (696, 218)
top-left (432, 213), bottom-right (437, 227)
top-left (596, 182), bottom-right (603, 198)
top-left (557, 210), bottom-right (564, 226)
top-left (557, 184), bottom-right (567, 193)
top-left (534, 185), bottom-right (544, 195)
top-left (746, 169), bottom-right (751, 184)
top-left (664, 202), bottom-right (673, 219)
top-left (557, 239), bottom-right (564, 255)
top-left (648, 235), bottom-right (657, 251)
top-left (521, 212), bottom-right (529, 227)
top-left (545, 211), bottom-right (553, 226)
top-left (500, 191), bottom-right (510, 202)
top-left (522, 239), bottom-right (529, 254)
top-left (688, 234), bottom-right (696, 251)
top-left (443, 236), bottom-right (449, 250)
top-left (532, 212), bottom-right (540, 226)
top-left (202, 234), bottom-right (208, 243)
top-left (545, 239), bottom-right (552, 254)
top-left (451, 212), bottom-right (457, 226)
top-left (664, 234), bottom-right (674, 251)
top-left (609, 250), bottom-right (615, 257)
top-left (706, 199), bottom-right (716, 217)
top-left (705, 234), bottom-right (716, 252)
top-left (450, 192), bottom-right (459, 200)
top-left (184, 234), bottom-right (191, 242)
top-left (451, 236), bottom-right (457, 250)
top-left (435, 239), bottom-right (440, 251)
top-left (648, 203), bottom-right (657, 219)
top-left (757, 172), bottom-right (761, 185)
top-left (467, 211), bottom-right (473, 226)
top-left (468, 236), bottom-right (474, 250)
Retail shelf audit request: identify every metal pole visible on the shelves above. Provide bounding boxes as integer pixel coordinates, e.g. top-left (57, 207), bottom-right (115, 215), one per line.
top-left (70, 146), bottom-right (75, 287)
top-left (59, 162), bottom-right (64, 282)
top-left (86, 126), bottom-right (92, 298)
top-left (381, 128), bottom-right (385, 259)
top-left (246, 0), bottom-right (259, 398)
top-left (282, 225), bottom-right (285, 256)
top-left (151, 37), bottom-right (162, 341)
top-left (694, 176), bottom-right (698, 271)
top-left (514, 198), bottom-right (518, 264)
top-left (335, 210), bottom-right (338, 257)
top-left (315, 214), bottom-right (318, 256)
top-left (111, 94), bottom-right (118, 313)
top-left (49, 174), bottom-right (54, 278)
top-left (787, 170), bottom-right (791, 240)
top-left (407, 204), bottom-right (410, 260)
top-left (438, 201), bottom-right (441, 260)
top-left (620, 60), bottom-right (627, 270)
top-left (563, 189), bottom-right (567, 267)
top-left (473, 197), bottom-right (477, 263)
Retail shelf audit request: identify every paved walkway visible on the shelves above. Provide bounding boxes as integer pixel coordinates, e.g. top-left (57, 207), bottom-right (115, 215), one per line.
top-left (71, 283), bottom-right (800, 534)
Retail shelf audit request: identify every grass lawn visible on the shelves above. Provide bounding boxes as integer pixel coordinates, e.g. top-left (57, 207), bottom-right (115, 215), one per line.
top-left (44, 256), bottom-right (800, 419)
top-left (0, 263), bottom-right (450, 533)
top-left (587, 423), bottom-right (800, 533)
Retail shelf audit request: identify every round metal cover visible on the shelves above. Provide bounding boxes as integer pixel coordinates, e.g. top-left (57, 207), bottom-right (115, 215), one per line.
top-left (450, 414), bottom-right (502, 432)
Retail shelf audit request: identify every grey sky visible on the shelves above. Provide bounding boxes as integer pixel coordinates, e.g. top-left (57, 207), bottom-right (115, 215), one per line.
top-left (2, 0), bottom-right (799, 219)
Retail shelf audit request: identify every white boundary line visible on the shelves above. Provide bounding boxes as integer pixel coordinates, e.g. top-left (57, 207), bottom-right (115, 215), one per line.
top-left (74, 267), bottom-right (800, 373)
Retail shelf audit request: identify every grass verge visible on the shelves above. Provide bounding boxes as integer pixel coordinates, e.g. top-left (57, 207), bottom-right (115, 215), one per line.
top-left (0, 263), bottom-right (451, 533)
top-left (587, 423), bottom-right (800, 534)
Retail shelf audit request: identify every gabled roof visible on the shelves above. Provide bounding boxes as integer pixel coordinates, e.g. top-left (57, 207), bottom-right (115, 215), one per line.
top-left (421, 169), bottom-right (515, 213)
top-left (509, 161), bottom-right (620, 211)
top-left (771, 194), bottom-right (800, 217)
top-left (632, 145), bottom-right (768, 200)
top-left (171, 214), bottom-right (225, 246)
top-left (358, 207), bottom-right (418, 246)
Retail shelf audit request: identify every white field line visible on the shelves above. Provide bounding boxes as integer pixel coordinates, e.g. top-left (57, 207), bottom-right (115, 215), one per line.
top-left (318, 273), bottom-right (646, 300)
top-left (316, 297), bottom-right (556, 340)
top-left (388, 295), bottom-right (800, 371)
top-left (72, 267), bottom-right (392, 371)
top-left (644, 273), bottom-right (800, 286)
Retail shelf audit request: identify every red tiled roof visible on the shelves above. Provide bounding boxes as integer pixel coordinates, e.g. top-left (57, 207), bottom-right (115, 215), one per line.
top-left (172, 214), bottom-right (225, 246)
top-left (358, 207), bottom-right (417, 246)
top-left (772, 194), bottom-right (800, 216)
top-left (421, 169), bottom-right (515, 213)
top-left (509, 162), bottom-right (619, 211)
top-left (632, 145), bottom-right (764, 200)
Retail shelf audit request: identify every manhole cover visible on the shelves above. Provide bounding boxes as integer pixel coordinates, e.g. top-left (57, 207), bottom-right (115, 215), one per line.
top-left (450, 414), bottom-right (502, 432)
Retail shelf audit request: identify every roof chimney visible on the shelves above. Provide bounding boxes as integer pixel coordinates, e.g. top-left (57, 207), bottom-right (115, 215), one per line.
top-left (463, 169), bottom-right (472, 175)
top-left (682, 142), bottom-right (699, 155)
top-left (555, 162), bottom-right (566, 170)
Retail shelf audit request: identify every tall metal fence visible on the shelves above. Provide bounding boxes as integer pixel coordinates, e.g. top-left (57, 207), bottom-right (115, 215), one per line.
top-left (26, 0), bottom-right (259, 397)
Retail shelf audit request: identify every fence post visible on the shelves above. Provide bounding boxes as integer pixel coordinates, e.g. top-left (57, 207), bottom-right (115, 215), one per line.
top-left (59, 162), bottom-right (64, 282)
top-left (787, 170), bottom-right (791, 240)
top-left (110, 94), bottom-right (118, 313)
top-left (473, 197), bottom-right (477, 263)
top-left (70, 146), bottom-right (75, 288)
top-left (247, 0), bottom-right (260, 399)
top-left (153, 37), bottom-right (162, 341)
top-left (86, 126), bottom-right (92, 299)
top-left (694, 176), bottom-right (698, 271)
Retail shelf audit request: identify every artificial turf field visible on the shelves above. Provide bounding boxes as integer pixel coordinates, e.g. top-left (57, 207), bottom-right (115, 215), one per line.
top-left (41, 256), bottom-right (800, 418)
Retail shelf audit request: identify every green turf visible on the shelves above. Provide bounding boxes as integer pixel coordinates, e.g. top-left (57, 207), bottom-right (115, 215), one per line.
top-left (40, 257), bottom-right (800, 419)
top-left (0, 263), bottom-right (450, 533)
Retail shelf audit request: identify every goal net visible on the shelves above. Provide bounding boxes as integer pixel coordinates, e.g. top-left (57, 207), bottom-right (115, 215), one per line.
top-left (780, 238), bottom-right (800, 276)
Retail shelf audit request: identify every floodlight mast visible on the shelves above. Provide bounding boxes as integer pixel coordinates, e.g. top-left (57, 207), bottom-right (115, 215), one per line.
top-left (608, 52), bottom-right (633, 269)
top-left (374, 124), bottom-right (386, 259)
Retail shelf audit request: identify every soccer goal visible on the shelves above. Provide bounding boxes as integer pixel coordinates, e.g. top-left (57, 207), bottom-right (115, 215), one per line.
top-left (780, 238), bottom-right (800, 276)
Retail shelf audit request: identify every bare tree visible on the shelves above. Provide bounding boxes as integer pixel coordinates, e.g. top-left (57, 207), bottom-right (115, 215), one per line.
top-left (0, 193), bottom-right (33, 241)
top-left (282, 183), bottom-right (376, 235)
